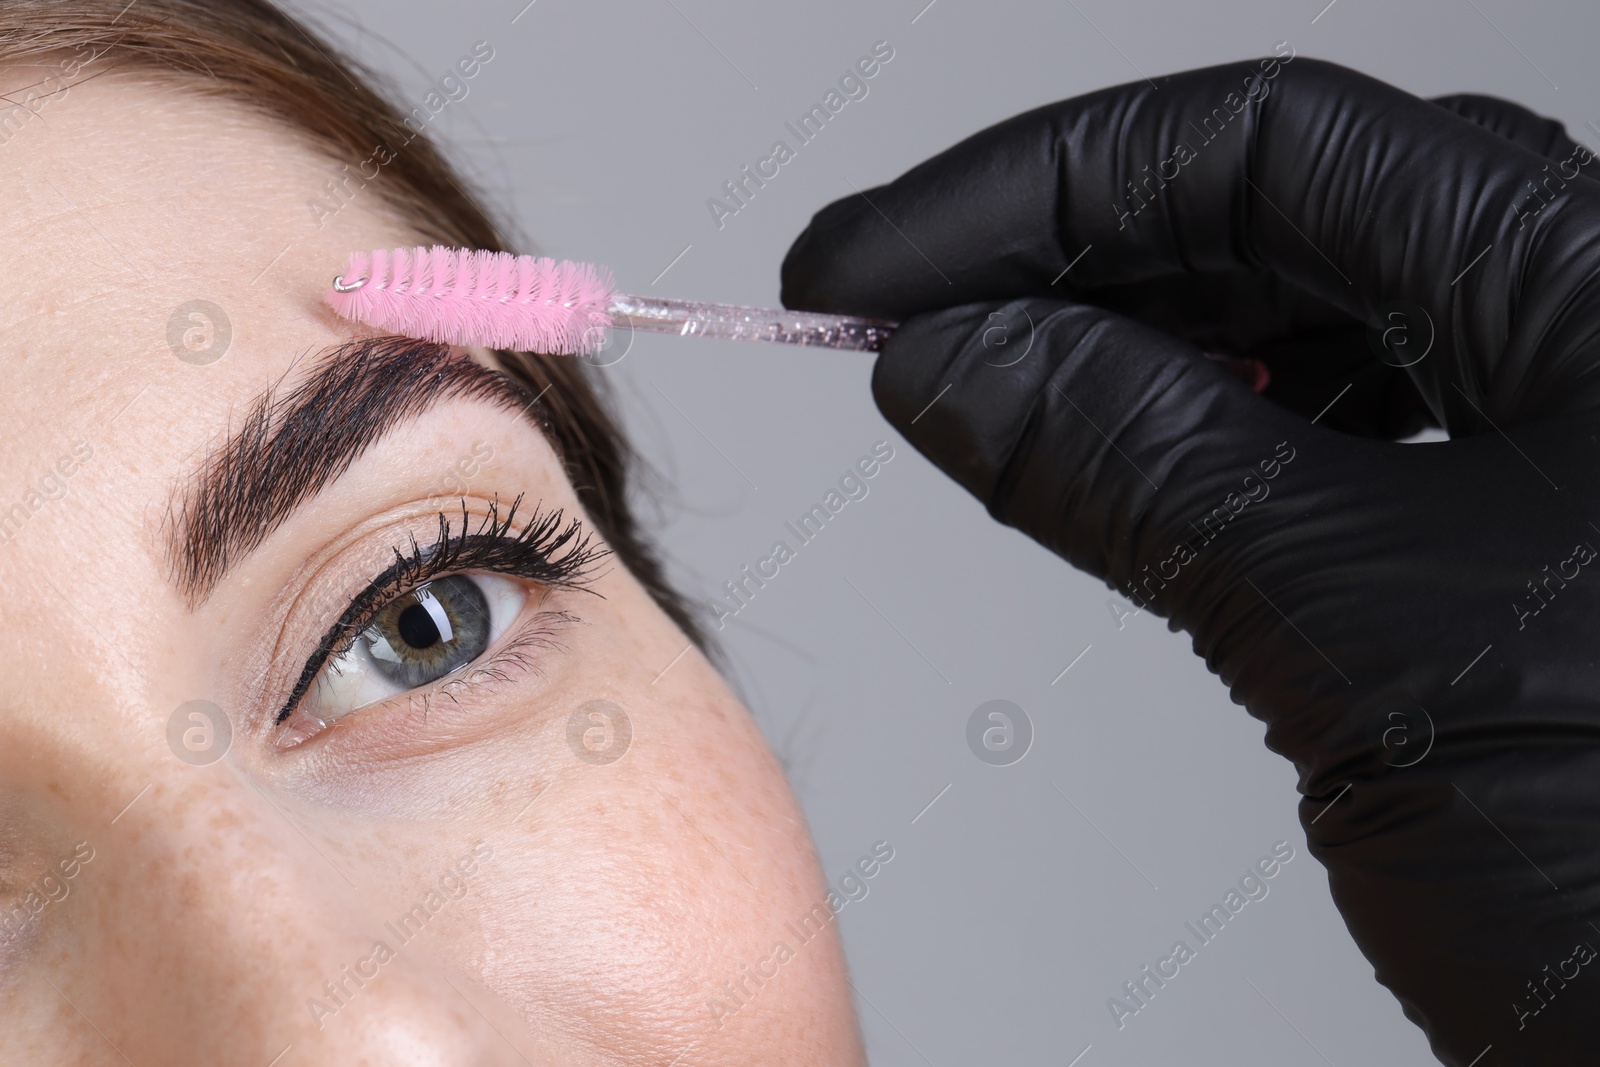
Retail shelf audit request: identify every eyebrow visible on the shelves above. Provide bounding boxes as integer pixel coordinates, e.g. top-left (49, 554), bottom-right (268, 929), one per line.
top-left (170, 336), bottom-right (535, 605)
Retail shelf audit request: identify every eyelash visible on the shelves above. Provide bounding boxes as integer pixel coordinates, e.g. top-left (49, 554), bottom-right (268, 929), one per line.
top-left (276, 495), bottom-right (607, 726)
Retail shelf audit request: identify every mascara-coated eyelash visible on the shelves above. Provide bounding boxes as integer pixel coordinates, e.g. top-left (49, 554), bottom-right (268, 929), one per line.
top-left (276, 495), bottom-right (606, 725)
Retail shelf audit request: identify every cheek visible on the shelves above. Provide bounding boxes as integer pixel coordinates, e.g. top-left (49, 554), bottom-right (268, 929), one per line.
top-left (469, 674), bottom-right (856, 1063)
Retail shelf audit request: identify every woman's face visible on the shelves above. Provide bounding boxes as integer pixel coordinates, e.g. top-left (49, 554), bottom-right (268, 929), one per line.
top-left (0, 66), bottom-right (862, 1065)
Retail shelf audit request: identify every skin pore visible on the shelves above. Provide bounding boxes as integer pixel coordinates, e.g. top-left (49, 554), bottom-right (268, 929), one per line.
top-left (0, 61), bottom-right (863, 1065)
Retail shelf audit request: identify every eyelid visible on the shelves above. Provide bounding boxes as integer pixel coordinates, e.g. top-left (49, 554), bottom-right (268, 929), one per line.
top-left (273, 495), bottom-right (606, 727)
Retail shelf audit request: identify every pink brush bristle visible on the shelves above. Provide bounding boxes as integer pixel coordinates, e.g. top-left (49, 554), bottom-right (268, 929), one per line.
top-left (325, 245), bottom-right (616, 355)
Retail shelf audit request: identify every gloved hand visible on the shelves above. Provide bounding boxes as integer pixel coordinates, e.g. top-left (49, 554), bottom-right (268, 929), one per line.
top-left (782, 56), bottom-right (1600, 1066)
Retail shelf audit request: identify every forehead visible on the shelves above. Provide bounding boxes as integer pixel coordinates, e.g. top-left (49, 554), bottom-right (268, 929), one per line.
top-left (0, 66), bottom-right (554, 740)
top-left (0, 65), bottom-right (420, 461)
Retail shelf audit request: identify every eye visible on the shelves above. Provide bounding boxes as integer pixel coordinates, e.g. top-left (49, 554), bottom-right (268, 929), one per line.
top-left (288, 573), bottom-right (526, 739)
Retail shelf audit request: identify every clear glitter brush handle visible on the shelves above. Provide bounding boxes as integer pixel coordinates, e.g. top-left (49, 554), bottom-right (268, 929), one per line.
top-left (607, 294), bottom-right (897, 352)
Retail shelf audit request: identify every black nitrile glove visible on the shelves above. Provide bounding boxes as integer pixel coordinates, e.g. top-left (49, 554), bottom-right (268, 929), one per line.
top-left (781, 56), bottom-right (1600, 1065)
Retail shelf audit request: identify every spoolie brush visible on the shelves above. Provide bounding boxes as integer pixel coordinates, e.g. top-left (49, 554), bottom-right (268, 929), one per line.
top-left (325, 245), bottom-right (898, 354)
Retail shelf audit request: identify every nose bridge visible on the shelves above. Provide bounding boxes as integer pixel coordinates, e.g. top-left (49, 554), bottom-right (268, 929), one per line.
top-left (65, 764), bottom-right (542, 1066)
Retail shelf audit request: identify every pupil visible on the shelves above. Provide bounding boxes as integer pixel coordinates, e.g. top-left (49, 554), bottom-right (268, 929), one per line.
top-left (396, 601), bottom-right (442, 649)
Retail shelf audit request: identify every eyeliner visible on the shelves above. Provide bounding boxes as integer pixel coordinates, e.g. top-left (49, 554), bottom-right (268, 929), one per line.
top-left (274, 496), bottom-right (605, 724)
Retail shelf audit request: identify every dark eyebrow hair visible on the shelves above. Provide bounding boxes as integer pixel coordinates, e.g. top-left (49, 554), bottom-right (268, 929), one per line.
top-left (169, 335), bottom-right (535, 605)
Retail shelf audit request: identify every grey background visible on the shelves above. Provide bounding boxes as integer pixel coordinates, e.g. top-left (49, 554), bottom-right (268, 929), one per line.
top-left (297, 1), bottom-right (1600, 1063)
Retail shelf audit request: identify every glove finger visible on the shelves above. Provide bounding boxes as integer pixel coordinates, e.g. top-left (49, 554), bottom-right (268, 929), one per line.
top-left (786, 57), bottom-right (1600, 428)
top-left (873, 299), bottom-right (1309, 603)
top-left (1075, 273), bottom-right (1434, 438)
top-left (1244, 94), bottom-right (1600, 435)
top-left (897, 95), bottom-right (1600, 363)
top-left (1052, 93), bottom-right (1600, 359)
